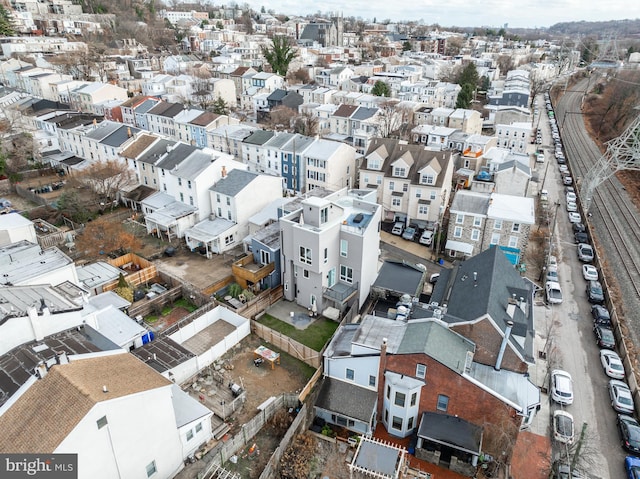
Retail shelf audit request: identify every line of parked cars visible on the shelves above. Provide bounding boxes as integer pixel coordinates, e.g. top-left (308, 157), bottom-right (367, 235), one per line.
top-left (390, 221), bottom-right (435, 246)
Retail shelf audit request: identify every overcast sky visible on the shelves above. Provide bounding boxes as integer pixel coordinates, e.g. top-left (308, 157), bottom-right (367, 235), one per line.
top-left (247, 0), bottom-right (634, 28)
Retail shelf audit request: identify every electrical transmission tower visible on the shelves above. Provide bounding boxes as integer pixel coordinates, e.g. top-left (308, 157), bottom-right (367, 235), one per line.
top-left (581, 113), bottom-right (640, 211)
top-left (592, 33), bottom-right (622, 68)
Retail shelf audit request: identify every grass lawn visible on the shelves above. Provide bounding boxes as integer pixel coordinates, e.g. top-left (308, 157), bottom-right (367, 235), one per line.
top-left (258, 314), bottom-right (339, 351)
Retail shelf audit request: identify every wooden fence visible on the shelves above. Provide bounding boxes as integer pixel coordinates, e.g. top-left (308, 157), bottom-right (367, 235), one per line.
top-left (202, 275), bottom-right (234, 297)
top-left (127, 287), bottom-right (182, 318)
top-left (236, 286), bottom-right (284, 319)
top-left (251, 321), bottom-right (322, 369)
top-left (102, 253), bottom-right (157, 291)
top-left (14, 184), bottom-right (48, 206)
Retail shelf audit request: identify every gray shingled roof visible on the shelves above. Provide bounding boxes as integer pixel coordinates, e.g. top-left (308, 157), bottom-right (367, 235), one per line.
top-left (315, 378), bottom-right (377, 422)
top-left (210, 169), bottom-right (259, 196)
top-left (396, 320), bottom-right (475, 375)
top-left (372, 260), bottom-right (425, 297)
top-left (156, 144), bottom-right (197, 171)
top-left (243, 130), bottom-right (275, 146)
top-left (449, 190), bottom-right (490, 215)
top-left (138, 139), bottom-right (175, 164)
top-left (417, 411), bottom-right (482, 455)
top-left (101, 125), bottom-right (141, 147)
top-left (351, 106), bottom-right (378, 121)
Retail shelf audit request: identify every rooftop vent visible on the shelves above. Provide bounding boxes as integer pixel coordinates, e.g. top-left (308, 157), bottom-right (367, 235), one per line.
top-left (353, 213), bottom-right (364, 224)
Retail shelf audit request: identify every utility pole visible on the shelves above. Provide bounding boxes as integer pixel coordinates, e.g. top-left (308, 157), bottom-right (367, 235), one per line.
top-left (570, 422), bottom-right (588, 473)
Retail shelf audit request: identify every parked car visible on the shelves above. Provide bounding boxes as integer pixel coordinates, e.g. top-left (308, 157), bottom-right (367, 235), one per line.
top-left (402, 226), bottom-right (417, 241)
top-left (618, 415), bottom-right (640, 455)
top-left (626, 455), bottom-right (640, 479)
top-left (552, 461), bottom-right (583, 479)
top-left (391, 222), bottom-right (404, 235)
top-left (573, 222), bottom-right (585, 233)
top-left (601, 350), bottom-right (626, 380)
top-left (550, 369), bottom-right (574, 405)
top-left (569, 212), bottom-right (582, 223)
top-left (595, 324), bottom-right (616, 349)
top-left (566, 201), bottom-right (578, 212)
top-left (559, 164), bottom-right (568, 173)
top-left (563, 176), bottom-right (574, 185)
top-left (541, 190), bottom-right (549, 202)
top-left (548, 255), bottom-right (558, 268)
top-left (583, 264), bottom-right (598, 281)
top-left (546, 281), bottom-right (563, 304)
top-left (546, 266), bottom-right (559, 283)
top-left (592, 305), bottom-right (611, 325)
top-left (566, 186), bottom-right (576, 195)
top-left (419, 230), bottom-right (434, 246)
top-left (566, 192), bottom-right (577, 203)
top-left (553, 410), bottom-right (575, 444)
top-left (578, 243), bottom-right (594, 262)
top-left (574, 232), bottom-right (589, 244)
top-left (610, 380), bottom-right (635, 414)
top-left (586, 280), bottom-right (605, 304)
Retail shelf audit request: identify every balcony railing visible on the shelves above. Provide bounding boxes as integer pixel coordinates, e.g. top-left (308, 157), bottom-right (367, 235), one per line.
top-left (231, 254), bottom-right (275, 289)
top-left (323, 281), bottom-right (358, 304)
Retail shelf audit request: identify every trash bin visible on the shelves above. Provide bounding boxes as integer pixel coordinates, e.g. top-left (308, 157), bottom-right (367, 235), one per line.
top-left (438, 258), bottom-right (444, 266)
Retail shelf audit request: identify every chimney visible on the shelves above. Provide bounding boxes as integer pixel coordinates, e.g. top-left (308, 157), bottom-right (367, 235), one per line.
top-left (495, 320), bottom-right (514, 371)
top-left (103, 385), bottom-right (109, 393)
top-left (27, 306), bottom-right (45, 341)
top-left (56, 351), bottom-right (69, 365)
top-left (506, 293), bottom-right (517, 318)
top-left (376, 338), bottom-right (389, 422)
top-left (127, 127), bottom-right (132, 138)
top-left (35, 362), bottom-right (48, 379)
top-left (473, 271), bottom-right (477, 287)
top-left (221, 165), bottom-right (227, 178)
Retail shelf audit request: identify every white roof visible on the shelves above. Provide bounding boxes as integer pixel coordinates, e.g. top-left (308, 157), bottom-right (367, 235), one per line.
top-left (488, 193), bottom-right (535, 224)
top-left (445, 240), bottom-right (474, 255)
top-left (0, 213), bottom-right (32, 230)
top-left (93, 305), bottom-right (147, 348)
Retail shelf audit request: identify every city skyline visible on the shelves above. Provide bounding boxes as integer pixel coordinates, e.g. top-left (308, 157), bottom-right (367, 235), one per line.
top-left (244, 0), bottom-right (634, 29)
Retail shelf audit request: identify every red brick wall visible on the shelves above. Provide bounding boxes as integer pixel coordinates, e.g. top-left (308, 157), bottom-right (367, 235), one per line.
top-left (384, 352), bottom-right (521, 458)
top-left (451, 318), bottom-right (528, 374)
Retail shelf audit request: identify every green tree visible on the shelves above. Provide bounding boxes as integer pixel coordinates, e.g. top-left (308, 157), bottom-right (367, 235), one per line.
top-left (371, 80), bottom-right (391, 97)
top-left (402, 41), bottom-right (412, 52)
top-left (262, 36), bottom-right (297, 77)
top-left (456, 83), bottom-right (474, 109)
top-left (211, 97), bottom-right (229, 115)
top-left (457, 62), bottom-right (479, 89)
top-left (56, 191), bottom-right (93, 224)
top-left (0, 4), bottom-right (15, 36)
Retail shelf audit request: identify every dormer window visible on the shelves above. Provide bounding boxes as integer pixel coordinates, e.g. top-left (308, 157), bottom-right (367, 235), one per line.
top-left (367, 158), bottom-right (381, 170)
top-left (420, 174), bottom-right (435, 185)
top-left (393, 167), bottom-right (406, 177)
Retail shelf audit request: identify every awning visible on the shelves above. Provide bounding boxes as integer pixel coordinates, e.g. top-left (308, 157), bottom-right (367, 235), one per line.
top-left (418, 411), bottom-right (482, 456)
top-left (445, 240), bottom-right (474, 255)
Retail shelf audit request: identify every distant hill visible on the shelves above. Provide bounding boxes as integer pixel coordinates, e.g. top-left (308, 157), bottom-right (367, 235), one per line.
top-left (548, 19), bottom-right (640, 37)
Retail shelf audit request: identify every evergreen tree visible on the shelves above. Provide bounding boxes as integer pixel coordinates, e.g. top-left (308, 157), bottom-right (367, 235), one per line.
top-left (0, 4), bottom-right (15, 36)
top-left (262, 36), bottom-right (297, 77)
top-left (457, 62), bottom-right (479, 89)
top-left (371, 80), bottom-right (390, 97)
top-left (456, 83), bottom-right (474, 109)
top-left (212, 97), bottom-right (229, 115)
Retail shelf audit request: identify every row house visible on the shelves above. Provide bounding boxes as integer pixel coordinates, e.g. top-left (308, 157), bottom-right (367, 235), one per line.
top-left (446, 190), bottom-right (534, 263)
top-left (398, 81), bottom-right (461, 109)
top-left (187, 111), bottom-right (239, 149)
top-left (239, 72), bottom-right (285, 110)
top-left (185, 170), bottom-right (282, 257)
top-left (208, 124), bottom-right (259, 160)
top-left (119, 96), bottom-right (160, 128)
top-left (146, 101), bottom-right (185, 138)
top-left (360, 138), bottom-right (453, 227)
top-left (411, 125), bottom-right (460, 150)
top-left (69, 82), bottom-right (128, 115)
top-left (314, 66), bottom-right (355, 88)
top-left (297, 85), bottom-right (338, 105)
top-left (141, 74), bottom-right (175, 97)
top-left (280, 188), bottom-right (381, 313)
top-left (328, 104), bottom-right (381, 154)
top-left (298, 103), bottom-right (339, 135)
top-left (458, 134), bottom-right (498, 173)
top-left (495, 122), bottom-right (532, 155)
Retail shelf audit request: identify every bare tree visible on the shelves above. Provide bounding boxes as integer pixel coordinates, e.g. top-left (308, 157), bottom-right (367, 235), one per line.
top-left (293, 111), bottom-right (318, 136)
top-left (68, 159), bottom-right (134, 209)
top-left (377, 100), bottom-right (403, 138)
top-left (264, 106), bottom-right (297, 130)
top-left (75, 217), bottom-right (142, 259)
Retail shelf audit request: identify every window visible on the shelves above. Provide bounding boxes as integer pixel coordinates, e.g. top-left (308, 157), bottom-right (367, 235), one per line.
top-left (195, 423), bottom-right (202, 433)
top-left (146, 461), bottom-right (157, 477)
top-left (402, 183), bottom-right (408, 192)
top-left (189, 196), bottom-right (194, 206)
top-left (471, 229), bottom-right (480, 241)
top-left (508, 236), bottom-right (518, 248)
top-left (324, 248), bottom-right (328, 264)
top-left (340, 265), bottom-right (353, 283)
top-left (421, 174), bottom-right (434, 185)
top-left (346, 368), bottom-right (354, 380)
top-left (416, 364), bottom-right (426, 378)
top-left (430, 191), bottom-right (437, 200)
top-left (455, 213), bottom-right (464, 224)
top-left (303, 269), bottom-right (309, 278)
top-left (473, 216), bottom-right (482, 227)
top-left (299, 246), bottom-right (312, 265)
top-left (437, 395), bottom-right (449, 412)
top-left (386, 386), bottom-right (390, 399)
top-left (415, 189), bottom-right (421, 198)
top-left (376, 175), bottom-right (382, 185)
top-left (389, 181), bottom-right (395, 191)
top-left (227, 211), bottom-right (232, 220)
top-left (224, 235), bottom-right (234, 246)
top-left (217, 207), bottom-right (222, 216)
top-left (408, 416), bottom-right (414, 430)
top-left (410, 392), bottom-right (417, 407)
top-left (363, 175), bottom-right (370, 184)
top-left (179, 192), bottom-right (184, 202)
top-left (340, 240), bottom-right (348, 257)
top-left (395, 392), bottom-right (406, 407)
top-left (418, 205), bottom-right (428, 215)
top-left (392, 197), bottom-right (401, 207)
top-left (384, 409), bottom-right (389, 422)
top-left (494, 219), bottom-right (503, 230)
top-left (178, 178), bottom-right (182, 186)
top-left (187, 180), bottom-right (192, 189)
top-left (392, 416), bottom-right (403, 430)
top-left (512, 223), bottom-right (521, 232)
top-left (226, 197), bottom-right (230, 206)
top-left (216, 194), bottom-right (220, 203)
top-left (260, 250), bottom-right (271, 265)
top-left (187, 429), bottom-right (194, 441)
top-left (320, 207), bottom-right (328, 224)
top-left (491, 233), bottom-right (500, 245)
top-left (97, 416), bottom-right (108, 429)
top-left (393, 167), bottom-right (406, 177)
top-left (453, 226), bottom-right (463, 238)
top-left (369, 375), bottom-right (376, 387)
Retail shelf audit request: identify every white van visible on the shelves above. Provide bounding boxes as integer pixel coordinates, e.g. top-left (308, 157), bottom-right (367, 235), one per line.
top-left (391, 222), bottom-right (404, 235)
top-left (536, 152), bottom-right (545, 163)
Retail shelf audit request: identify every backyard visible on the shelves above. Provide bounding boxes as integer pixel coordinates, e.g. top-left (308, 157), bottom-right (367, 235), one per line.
top-left (256, 313), bottom-right (339, 351)
top-left (144, 297), bottom-right (198, 330)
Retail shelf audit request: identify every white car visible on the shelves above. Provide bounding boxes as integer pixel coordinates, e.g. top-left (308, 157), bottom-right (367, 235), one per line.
top-left (553, 410), bottom-right (575, 444)
top-left (566, 192), bottom-right (577, 203)
top-left (419, 230), bottom-right (434, 246)
top-left (609, 379), bottom-right (635, 414)
top-left (550, 369), bottom-right (574, 405)
top-left (582, 264), bottom-right (598, 281)
top-left (566, 201), bottom-right (577, 212)
top-left (546, 266), bottom-right (559, 283)
top-left (600, 350), bottom-right (626, 380)
top-left (545, 281), bottom-right (563, 304)
top-left (568, 212), bottom-right (582, 223)
top-left (559, 164), bottom-right (568, 173)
